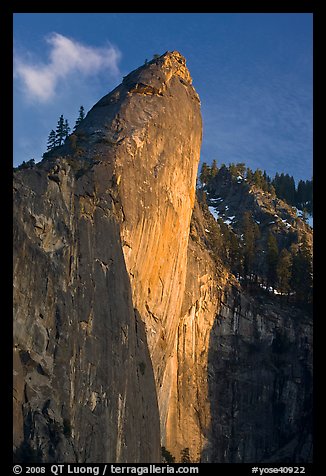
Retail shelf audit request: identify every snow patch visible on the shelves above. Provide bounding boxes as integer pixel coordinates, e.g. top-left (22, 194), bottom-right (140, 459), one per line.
top-left (208, 207), bottom-right (220, 220)
top-left (209, 197), bottom-right (223, 203)
top-left (259, 283), bottom-right (283, 295)
top-left (281, 219), bottom-right (292, 229)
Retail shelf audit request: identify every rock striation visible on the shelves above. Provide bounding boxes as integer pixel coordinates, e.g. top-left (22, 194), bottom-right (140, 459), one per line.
top-left (163, 196), bottom-right (312, 463)
top-left (13, 51), bottom-right (312, 464)
top-left (206, 286), bottom-right (312, 463)
top-left (13, 51), bottom-right (201, 463)
top-left (13, 156), bottom-right (161, 463)
top-left (59, 49), bottom-right (201, 437)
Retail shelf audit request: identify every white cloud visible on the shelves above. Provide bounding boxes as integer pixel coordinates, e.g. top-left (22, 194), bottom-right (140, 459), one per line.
top-left (14, 33), bottom-right (121, 103)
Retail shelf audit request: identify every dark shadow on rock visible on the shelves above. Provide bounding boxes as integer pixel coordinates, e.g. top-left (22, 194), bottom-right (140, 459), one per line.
top-left (13, 159), bottom-right (161, 463)
top-left (201, 286), bottom-right (313, 463)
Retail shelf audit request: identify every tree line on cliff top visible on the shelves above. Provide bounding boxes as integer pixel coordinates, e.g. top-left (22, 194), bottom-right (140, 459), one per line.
top-left (197, 162), bottom-right (313, 305)
top-left (46, 106), bottom-right (85, 151)
top-left (199, 160), bottom-right (313, 216)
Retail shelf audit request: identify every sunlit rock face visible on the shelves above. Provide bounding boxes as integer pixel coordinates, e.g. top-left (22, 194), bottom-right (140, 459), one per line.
top-left (13, 157), bottom-right (161, 463)
top-left (13, 51), bottom-right (201, 463)
top-left (13, 50), bottom-right (312, 464)
top-left (163, 197), bottom-right (312, 463)
top-left (71, 50), bottom-right (202, 435)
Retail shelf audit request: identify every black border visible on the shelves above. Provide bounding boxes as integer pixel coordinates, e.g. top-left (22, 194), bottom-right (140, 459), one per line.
top-left (4, 2), bottom-right (321, 473)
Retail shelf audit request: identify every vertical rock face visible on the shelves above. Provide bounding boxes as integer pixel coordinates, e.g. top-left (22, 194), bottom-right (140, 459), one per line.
top-left (164, 200), bottom-right (226, 460)
top-left (13, 51), bottom-right (312, 464)
top-left (65, 50), bottom-right (202, 430)
top-left (13, 161), bottom-right (160, 463)
top-left (163, 199), bottom-right (312, 463)
top-left (13, 51), bottom-right (202, 462)
top-left (206, 288), bottom-right (312, 463)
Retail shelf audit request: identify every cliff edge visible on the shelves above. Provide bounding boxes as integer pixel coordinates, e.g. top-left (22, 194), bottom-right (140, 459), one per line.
top-left (13, 51), bottom-right (202, 463)
top-left (13, 51), bottom-right (312, 464)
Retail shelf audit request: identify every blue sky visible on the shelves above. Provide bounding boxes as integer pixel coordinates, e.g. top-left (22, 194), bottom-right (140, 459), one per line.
top-left (13, 13), bottom-right (313, 181)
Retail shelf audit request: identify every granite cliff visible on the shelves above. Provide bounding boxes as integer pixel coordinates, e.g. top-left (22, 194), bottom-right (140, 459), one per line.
top-left (162, 193), bottom-right (312, 463)
top-left (13, 51), bottom-right (312, 463)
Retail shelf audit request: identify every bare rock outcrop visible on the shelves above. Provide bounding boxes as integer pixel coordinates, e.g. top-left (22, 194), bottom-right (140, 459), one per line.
top-left (163, 197), bottom-right (312, 463)
top-left (206, 287), bottom-right (313, 463)
top-left (13, 51), bottom-right (202, 463)
top-left (64, 50), bottom-right (201, 432)
top-left (13, 159), bottom-right (160, 463)
top-left (13, 51), bottom-right (312, 464)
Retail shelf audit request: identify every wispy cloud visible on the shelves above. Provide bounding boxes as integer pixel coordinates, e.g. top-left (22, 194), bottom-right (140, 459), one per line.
top-left (200, 64), bottom-right (312, 181)
top-left (14, 33), bottom-right (121, 103)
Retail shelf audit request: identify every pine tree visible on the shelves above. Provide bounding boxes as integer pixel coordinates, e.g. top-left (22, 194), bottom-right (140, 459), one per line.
top-left (272, 172), bottom-right (283, 199)
top-left (63, 119), bottom-right (70, 141)
top-left (290, 239), bottom-right (312, 303)
top-left (242, 211), bottom-right (260, 281)
top-left (229, 163), bottom-right (238, 177)
top-left (73, 106), bottom-right (85, 132)
top-left (228, 231), bottom-right (243, 278)
top-left (288, 176), bottom-right (296, 205)
top-left (246, 168), bottom-right (254, 183)
top-left (253, 169), bottom-right (263, 188)
top-left (199, 162), bottom-right (211, 187)
top-left (47, 129), bottom-right (56, 151)
top-left (296, 179), bottom-right (305, 209)
top-left (236, 163), bottom-right (246, 177)
top-left (211, 159), bottom-right (218, 178)
top-left (161, 446), bottom-right (175, 463)
top-left (266, 233), bottom-right (279, 291)
top-left (55, 114), bottom-right (65, 146)
top-left (277, 248), bottom-right (292, 297)
top-left (307, 181), bottom-right (312, 211)
top-left (272, 173), bottom-right (296, 205)
top-left (261, 171), bottom-right (270, 192)
top-left (305, 179), bottom-right (313, 214)
top-left (296, 178), bottom-right (313, 214)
